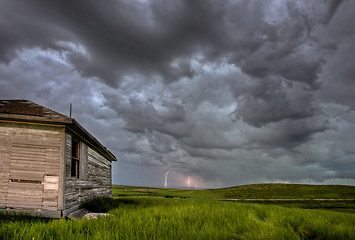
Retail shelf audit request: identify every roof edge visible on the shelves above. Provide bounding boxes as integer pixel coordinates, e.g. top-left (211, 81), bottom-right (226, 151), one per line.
top-left (0, 113), bottom-right (72, 124)
top-left (69, 119), bottom-right (117, 161)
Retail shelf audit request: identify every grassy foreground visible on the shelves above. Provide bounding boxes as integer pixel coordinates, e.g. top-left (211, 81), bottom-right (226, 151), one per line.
top-left (1, 198), bottom-right (355, 240)
top-left (0, 198), bottom-right (355, 240)
top-left (1, 184), bottom-right (355, 239)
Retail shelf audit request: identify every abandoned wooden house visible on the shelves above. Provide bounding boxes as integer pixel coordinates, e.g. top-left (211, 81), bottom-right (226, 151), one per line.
top-left (0, 100), bottom-right (117, 217)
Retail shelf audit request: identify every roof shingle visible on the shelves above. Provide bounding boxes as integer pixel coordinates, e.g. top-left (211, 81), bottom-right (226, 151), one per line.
top-left (0, 100), bottom-right (71, 123)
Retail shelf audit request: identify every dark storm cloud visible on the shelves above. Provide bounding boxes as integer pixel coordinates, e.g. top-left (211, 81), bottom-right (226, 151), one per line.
top-left (249, 117), bottom-right (330, 150)
top-left (103, 88), bottom-right (193, 138)
top-left (1, 0), bottom-right (355, 187)
top-left (321, 0), bottom-right (344, 24)
top-left (0, 0), bottom-right (343, 87)
top-left (229, 78), bottom-right (318, 127)
top-left (0, 0), bottom-right (227, 85)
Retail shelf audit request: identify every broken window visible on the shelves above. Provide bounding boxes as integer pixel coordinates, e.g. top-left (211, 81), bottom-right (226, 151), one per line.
top-left (71, 138), bottom-right (80, 178)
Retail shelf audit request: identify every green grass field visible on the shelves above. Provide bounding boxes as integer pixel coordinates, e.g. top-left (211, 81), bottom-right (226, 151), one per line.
top-left (1, 184), bottom-right (355, 239)
top-left (113, 183), bottom-right (355, 200)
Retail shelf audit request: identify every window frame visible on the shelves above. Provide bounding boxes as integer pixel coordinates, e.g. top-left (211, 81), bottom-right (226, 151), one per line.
top-left (71, 138), bottom-right (80, 178)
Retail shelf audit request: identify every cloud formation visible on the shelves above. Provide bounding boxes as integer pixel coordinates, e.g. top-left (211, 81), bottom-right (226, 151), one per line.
top-left (0, 0), bottom-right (354, 187)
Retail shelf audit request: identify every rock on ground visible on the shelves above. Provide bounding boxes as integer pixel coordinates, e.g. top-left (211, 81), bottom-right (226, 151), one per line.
top-left (83, 213), bottom-right (111, 219)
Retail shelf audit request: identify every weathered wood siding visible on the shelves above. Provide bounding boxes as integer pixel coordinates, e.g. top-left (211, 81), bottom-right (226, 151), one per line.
top-left (0, 125), bottom-right (11, 207)
top-left (0, 123), bottom-right (63, 212)
top-left (64, 133), bottom-right (112, 210)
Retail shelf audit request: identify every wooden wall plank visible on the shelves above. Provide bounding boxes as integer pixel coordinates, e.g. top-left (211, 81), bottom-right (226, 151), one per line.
top-left (57, 130), bottom-right (65, 210)
top-left (64, 134), bottom-right (112, 210)
top-left (0, 127), bottom-right (11, 207)
top-left (0, 124), bottom-right (62, 211)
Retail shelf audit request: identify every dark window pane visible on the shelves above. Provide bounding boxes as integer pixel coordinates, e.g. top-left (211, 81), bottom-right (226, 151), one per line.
top-left (71, 138), bottom-right (80, 178)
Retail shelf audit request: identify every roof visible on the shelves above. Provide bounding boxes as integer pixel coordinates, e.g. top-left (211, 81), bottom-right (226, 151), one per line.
top-left (0, 100), bottom-right (72, 123)
top-left (0, 100), bottom-right (117, 161)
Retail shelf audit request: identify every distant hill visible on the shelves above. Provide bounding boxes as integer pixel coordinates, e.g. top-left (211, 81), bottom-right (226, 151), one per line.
top-left (209, 183), bottom-right (355, 199)
top-left (113, 183), bottom-right (355, 200)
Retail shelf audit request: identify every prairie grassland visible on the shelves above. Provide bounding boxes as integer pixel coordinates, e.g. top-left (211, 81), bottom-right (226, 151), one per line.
top-left (112, 184), bottom-right (355, 213)
top-left (1, 197), bottom-right (355, 240)
top-left (112, 183), bottom-right (355, 200)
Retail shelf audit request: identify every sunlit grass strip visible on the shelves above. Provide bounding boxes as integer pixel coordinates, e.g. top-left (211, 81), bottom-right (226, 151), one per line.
top-left (112, 184), bottom-right (355, 200)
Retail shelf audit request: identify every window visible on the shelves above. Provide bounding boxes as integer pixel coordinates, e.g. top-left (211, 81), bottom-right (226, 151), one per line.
top-left (71, 138), bottom-right (80, 178)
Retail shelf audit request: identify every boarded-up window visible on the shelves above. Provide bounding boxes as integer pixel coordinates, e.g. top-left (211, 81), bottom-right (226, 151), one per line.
top-left (71, 139), bottom-right (80, 178)
top-left (7, 144), bottom-right (46, 209)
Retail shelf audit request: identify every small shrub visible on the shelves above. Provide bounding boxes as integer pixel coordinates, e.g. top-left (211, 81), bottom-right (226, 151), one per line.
top-left (80, 197), bottom-right (115, 212)
top-left (80, 197), bottom-right (139, 212)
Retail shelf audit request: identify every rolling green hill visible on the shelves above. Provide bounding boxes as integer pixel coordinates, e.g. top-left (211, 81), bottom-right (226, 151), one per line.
top-left (211, 183), bottom-right (355, 199)
top-left (112, 183), bottom-right (355, 200)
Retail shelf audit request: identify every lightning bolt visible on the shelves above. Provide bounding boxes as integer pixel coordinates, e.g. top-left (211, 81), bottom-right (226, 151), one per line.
top-left (164, 171), bottom-right (170, 187)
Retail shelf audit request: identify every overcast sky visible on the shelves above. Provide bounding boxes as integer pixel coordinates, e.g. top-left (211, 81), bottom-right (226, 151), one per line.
top-left (1, 0), bottom-right (355, 188)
